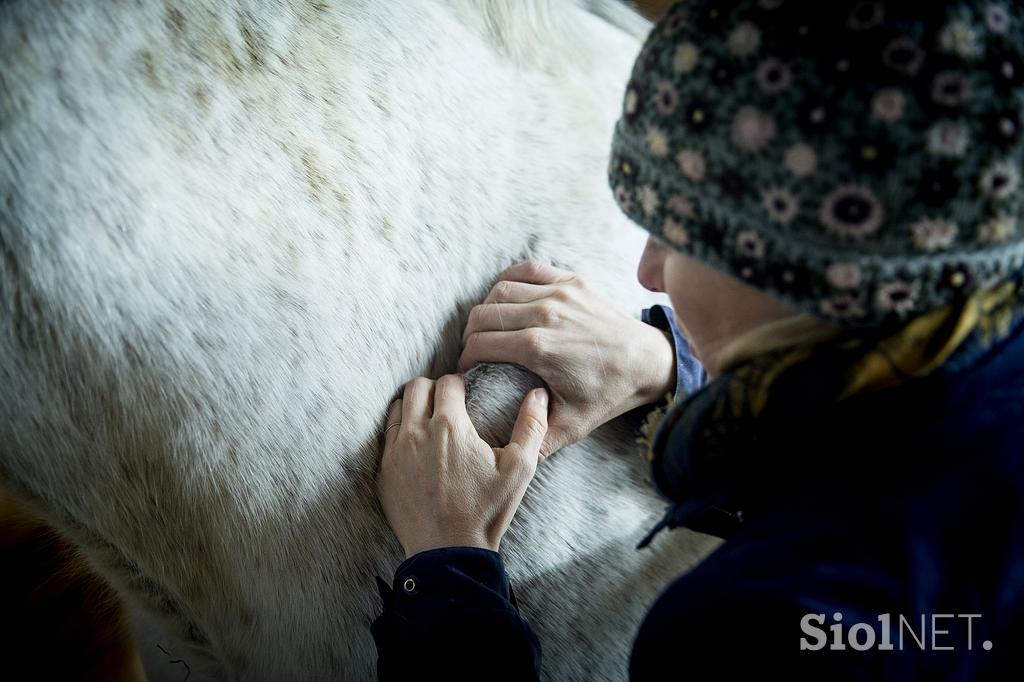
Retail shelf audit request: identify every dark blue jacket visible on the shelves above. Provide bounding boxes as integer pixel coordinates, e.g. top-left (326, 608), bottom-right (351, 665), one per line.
top-left (371, 303), bottom-right (1024, 680)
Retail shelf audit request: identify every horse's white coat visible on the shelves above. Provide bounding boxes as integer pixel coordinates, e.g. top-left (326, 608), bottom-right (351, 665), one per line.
top-left (0, 1), bottom-right (718, 679)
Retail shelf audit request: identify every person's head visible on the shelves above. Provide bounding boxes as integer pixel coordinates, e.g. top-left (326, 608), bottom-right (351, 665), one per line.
top-left (613, 0), bottom-right (1024, 376)
top-left (638, 238), bottom-right (817, 375)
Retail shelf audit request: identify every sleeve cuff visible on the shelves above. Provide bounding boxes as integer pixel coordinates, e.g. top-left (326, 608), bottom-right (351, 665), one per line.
top-left (371, 547), bottom-right (542, 680)
top-left (641, 304), bottom-right (708, 401)
top-left (377, 546), bottom-right (518, 618)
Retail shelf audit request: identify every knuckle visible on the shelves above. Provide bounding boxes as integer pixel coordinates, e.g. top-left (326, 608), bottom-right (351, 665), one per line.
top-left (494, 280), bottom-right (516, 300)
top-left (553, 285), bottom-right (574, 304)
top-left (404, 424), bottom-right (426, 442)
top-left (536, 301), bottom-right (559, 326)
top-left (467, 304), bottom-right (482, 326)
top-left (432, 413), bottom-right (459, 431)
top-left (522, 328), bottom-right (546, 355)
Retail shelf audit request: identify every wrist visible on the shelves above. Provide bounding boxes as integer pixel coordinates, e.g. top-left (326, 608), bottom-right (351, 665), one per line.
top-left (403, 532), bottom-right (496, 559)
top-left (632, 323), bottom-right (677, 408)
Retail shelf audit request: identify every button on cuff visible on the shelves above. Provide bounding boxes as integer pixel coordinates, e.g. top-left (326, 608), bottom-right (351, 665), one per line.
top-left (389, 547), bottom-right (515, 612)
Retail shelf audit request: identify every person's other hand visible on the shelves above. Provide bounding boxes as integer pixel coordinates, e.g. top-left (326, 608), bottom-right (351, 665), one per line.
top-left (458, 261), bottom-right (676, 458)
top-left (377, 374), bottom-right (549, 558)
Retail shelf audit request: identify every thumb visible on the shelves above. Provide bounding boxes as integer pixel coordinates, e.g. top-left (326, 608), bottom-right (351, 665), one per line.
top-left (505, 388), bottom-right (549, 460)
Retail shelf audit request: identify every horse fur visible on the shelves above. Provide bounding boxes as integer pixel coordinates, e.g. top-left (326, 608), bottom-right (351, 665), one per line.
top-left (0, 1), bottom-right (719, 679)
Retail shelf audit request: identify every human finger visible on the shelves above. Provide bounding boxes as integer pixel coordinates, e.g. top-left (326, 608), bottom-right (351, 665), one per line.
top-left (502, 388), bottom-right (549, 466)
top-left (483, 279), bottom-right (555, 305)
top-left (432, 374), bottom-right (470, 426)
top-left (382, 398), bottom-right (403, 451)
top-left (458, 329), bottom-right (537, 373)
top-left (499, 261), bottom-right (577, 286)
top-left (462, 302), bottom-right (552, 345)
top-left (538, 426), bottom-right (572, 462)
top-left (402, 377), bottom-right (435, 423)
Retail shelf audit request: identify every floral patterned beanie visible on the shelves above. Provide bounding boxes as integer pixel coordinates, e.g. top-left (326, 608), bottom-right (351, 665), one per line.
top-left (609, 0), bottom-right (1024, 326)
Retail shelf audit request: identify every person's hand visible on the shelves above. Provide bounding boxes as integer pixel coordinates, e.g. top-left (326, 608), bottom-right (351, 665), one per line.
top-left (377, 374), bottom-right (549, 558)
top-left (458, 261), bottom-right (677, 458)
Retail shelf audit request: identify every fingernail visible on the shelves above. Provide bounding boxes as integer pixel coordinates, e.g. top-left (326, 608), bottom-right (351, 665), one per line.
top-left (535, 389), bottom-right (548, 407)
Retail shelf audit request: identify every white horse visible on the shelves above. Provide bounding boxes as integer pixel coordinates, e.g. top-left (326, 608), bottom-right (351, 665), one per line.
top-left (0, 1), bottom-right (718, 679)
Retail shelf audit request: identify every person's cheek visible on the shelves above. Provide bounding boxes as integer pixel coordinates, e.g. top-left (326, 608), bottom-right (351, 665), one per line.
top-left (662, 252), bottom-right (701, 348)
top-left (662, 252), bottom-right (689, 320)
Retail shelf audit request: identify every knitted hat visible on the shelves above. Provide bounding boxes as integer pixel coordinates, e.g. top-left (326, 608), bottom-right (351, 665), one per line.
top-left (609, 0), bottom-right (1024, 326)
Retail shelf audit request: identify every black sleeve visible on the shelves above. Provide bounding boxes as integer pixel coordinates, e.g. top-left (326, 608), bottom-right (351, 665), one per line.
top-left (629, 518), bottom-right (931, 682)
top-left (629, 569), bottom-right (890, 681)
top-left (370, 546), bottom-right (541, 681)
